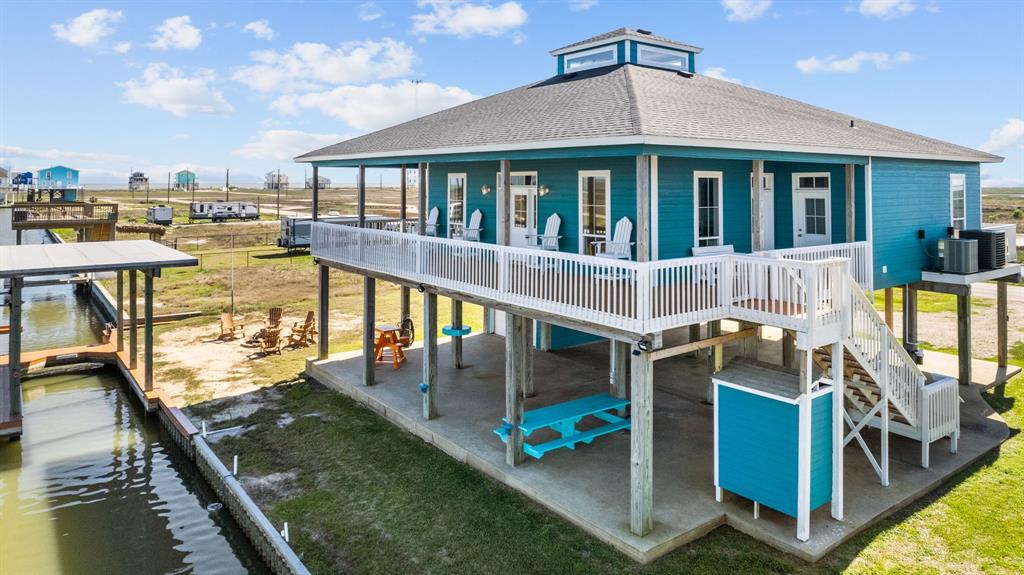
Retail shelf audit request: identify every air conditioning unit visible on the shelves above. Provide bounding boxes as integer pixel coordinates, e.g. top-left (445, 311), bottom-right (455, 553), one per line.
top-left (938, 238), bottom-right (978, 274)
top-left (958, 229), bottom-right (1006, 270)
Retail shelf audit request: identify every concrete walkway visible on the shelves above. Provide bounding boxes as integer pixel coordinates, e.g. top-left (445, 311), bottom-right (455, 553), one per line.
top-left (306, 332), bottom-right (1009, 563)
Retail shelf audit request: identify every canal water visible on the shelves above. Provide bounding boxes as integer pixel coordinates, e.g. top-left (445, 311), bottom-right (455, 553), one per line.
top-left (0, 230), bottom-right (268, 574)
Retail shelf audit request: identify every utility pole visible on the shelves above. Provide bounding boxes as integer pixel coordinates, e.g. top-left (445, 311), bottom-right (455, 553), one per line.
top-left (225, 168), bottom-right (230, 201)
top-left (167, 172), bottom-right (170, 202)
top-left (130, 167), bottom-right (135, 201)
top-left (190, 167), bottom-right (195, 204)
top-left (276, 168), bottom-right (281, 220)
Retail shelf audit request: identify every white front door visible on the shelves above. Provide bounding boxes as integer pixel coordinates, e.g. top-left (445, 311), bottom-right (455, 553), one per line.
top-left (509, 185), bottom-right (538, 247)
top-left (793, 172), bottom-right (832, 247)
top-left (752, 173), bottom-right (775, 250)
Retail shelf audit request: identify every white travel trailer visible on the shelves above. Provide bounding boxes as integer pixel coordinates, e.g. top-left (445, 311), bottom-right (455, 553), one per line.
top-left (146, 205), bottom-right (173, 225)
top-left (278, 214), bottom-right (399, 249)
top-left (189, 201), bottom-right (259, 222)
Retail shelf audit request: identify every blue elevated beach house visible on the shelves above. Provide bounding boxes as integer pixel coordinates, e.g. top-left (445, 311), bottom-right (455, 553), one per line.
top-left (296, 29), bottom-right (1020, 562)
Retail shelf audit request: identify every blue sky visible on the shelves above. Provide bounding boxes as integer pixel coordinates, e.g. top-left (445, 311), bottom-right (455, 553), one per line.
top-left (1, 0), bottom-right (1021, 188)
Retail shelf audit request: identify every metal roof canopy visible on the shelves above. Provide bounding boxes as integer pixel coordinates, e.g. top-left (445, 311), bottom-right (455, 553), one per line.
top-left (0, 240), bottom-right (197, 278)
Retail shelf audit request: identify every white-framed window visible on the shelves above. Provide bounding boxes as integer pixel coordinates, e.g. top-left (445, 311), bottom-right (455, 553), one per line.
top-left (637, 44), bottom-right (689, 72)
top-left (447, 173), bottom-right (466, 238)
top-left (579, 170), bottom-right (611, 255)
top-left (694, 171), bottom-right (724, 247)
top-left (564, 45), bottom-right (617, 73)
top-left (950, 173), bottom-right (966, 230)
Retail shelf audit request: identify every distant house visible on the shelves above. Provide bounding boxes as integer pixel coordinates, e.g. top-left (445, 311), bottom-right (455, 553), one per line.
top-left (0, 167), bottom-right (8, 189)
top-left (36, 165), bottom-right (79, 189)
top-left (265, 171), bottom-right (289, 190)
top-left (174, 170), bottom-right (196, 190)
top-left (129, 171), bottom-right (149, 194)
top-left (305, 174), bottom-right (331, 189)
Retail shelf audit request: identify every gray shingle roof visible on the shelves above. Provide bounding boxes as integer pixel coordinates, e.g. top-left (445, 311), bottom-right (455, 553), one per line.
top-left (297, 64), bottom-right (1001, 163)
top-left (550, 28), bottom-right (702, 55)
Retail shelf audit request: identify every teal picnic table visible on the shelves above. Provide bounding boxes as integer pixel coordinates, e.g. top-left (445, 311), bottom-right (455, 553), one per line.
top-left (494, 393), bottom-right (630, 459)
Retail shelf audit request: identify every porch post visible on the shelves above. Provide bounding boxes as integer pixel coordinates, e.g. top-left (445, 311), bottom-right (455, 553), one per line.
top-left (116, 270), bottom-right (124, 352)
top-left (523, 317), bottom-right (535, 397)
top-left (782, 330), bottom-right (795, 368)
top-left (357, 164), bottom-right (366, 226)
top-left (363, 277), bottom-right (376, 387)
top-left (884, 287), bottom-right (894, 330)
top-left (423, 292), bottom-right (438, 419)
top-left (610, 340), bottom-right (629, 402)
top-left (997, 281), bottom-right (1008, 370)
top-left (451, 298), bottom-right (463, 369)
top-left (845, 164), bottom-right (855, 243)
top-left (751, 160), bottom-right (764, 252)
top-left (129, 270), bottom-right (138, 369)
top-left (738, 321), bottom-right (758, 359)
top-left (498, 160), bottom-right (511, 246)
top-left (957, 289), bottom-right (972, 386)
top-left (630, 347), bottom-right (654, 536)
top-left (417, 163), bottom-right (428, 235)
top-left (797, 349), bottom-right (812, 541)
top-left (143, 270), bottom-right (154, 392)
top-left (831, 341), bottom-right (844, 520)
top-left (538, 321), bottom-right (552, 352)
top-left (707, 320), bottom-right (723, 403)
top-left (505, 313), bottom-right (526, 465)
top-left (9, 277), bottom-right (23, 420)
top-left (318, 265), bottom-right (329, 360)
top-left (311, 165), bottom-right (319, 221)
top-left (636, 155), bottom-right (650, 262)
top-left (400, 165), bottom-right (411, 322)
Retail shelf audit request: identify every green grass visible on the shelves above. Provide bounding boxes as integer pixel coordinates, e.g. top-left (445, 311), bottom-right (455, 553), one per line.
top-left (196, 360), bottom-right (1024, 574)
top-left (873, 289), bottom-right (991, 315)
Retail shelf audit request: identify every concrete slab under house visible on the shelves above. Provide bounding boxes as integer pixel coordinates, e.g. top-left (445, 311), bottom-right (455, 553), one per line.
top-left (291, 28), bottom-right (1020, 562)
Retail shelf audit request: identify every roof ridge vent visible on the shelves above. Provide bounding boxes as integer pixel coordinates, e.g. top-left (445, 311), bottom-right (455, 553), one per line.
top-left (637, 29), bottom-right (653, 35)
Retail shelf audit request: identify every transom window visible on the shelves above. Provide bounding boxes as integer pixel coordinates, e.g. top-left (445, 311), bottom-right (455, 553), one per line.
top-left (797, 175), bottom-right (830, 189)
top-left (565, 46), bottom-right (616, 72)
top-left (447, 173), bottom-right (466, 237)
top-left (510, 174), bottom-right (536, 186)
top-left (694, 171), bottom-right (724, 247)
top-left (950, 174), bottom-right (966, 230)
top-left (579, 171), bottom-right (610, 255)
top-left (637, 45), bottom-right (689, 72)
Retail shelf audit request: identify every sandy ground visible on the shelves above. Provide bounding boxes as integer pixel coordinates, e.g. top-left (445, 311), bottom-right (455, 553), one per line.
top-left (155, 310), bottom-right (363, 406)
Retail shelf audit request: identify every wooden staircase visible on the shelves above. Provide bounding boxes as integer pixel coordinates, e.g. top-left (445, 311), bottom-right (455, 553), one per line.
top-left (812, 348), bottom-right (912, 426)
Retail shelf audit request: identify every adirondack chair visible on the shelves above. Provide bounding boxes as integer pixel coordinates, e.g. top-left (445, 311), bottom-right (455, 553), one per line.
top-left (456, 209), bottom-right (484, 242)
top-left (251, 327), bottom-right (282, 357)
top-left (424, 206), bottom-right (440, 236)
top-left (218, 313), bottom-right (245, 340)
top-left (593, 217), bottom-right (634, 260)
top-left (525, 213), bottom-right (562, 251)
top-left (244, 307), bottom-right (284, 346)
top-left (286, 311), bottom-right (317, 348)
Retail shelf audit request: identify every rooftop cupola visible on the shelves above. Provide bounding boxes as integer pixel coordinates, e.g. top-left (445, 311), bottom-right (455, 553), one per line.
top-left (550, 28), bottom-right (702, 75)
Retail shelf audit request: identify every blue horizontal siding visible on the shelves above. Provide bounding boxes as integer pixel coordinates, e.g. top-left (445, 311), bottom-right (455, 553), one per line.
top-left (810, 392), bottom-right (834, 511)
top-left (764, 162), bottom-right (856, 250)
top-left (871, 159), bottom-right (981, 289)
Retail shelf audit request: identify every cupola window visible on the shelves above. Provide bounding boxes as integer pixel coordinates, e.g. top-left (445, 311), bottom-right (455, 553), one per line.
top-left (637, 44), bottom-right (690, 72)
top-left (564, 46), bottom-right (617, 72)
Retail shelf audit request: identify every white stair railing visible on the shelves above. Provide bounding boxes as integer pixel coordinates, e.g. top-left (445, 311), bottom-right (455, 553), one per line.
top-left (844, 276), bottom-right (923, 427)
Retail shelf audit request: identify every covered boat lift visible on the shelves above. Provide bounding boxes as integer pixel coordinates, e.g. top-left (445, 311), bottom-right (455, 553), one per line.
top-left (0, 240), bottom-right (197, 439)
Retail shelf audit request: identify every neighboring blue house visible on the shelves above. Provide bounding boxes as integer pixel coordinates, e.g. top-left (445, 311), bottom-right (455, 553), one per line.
top-left (296, 29), bottom-right (1017, 557)
top-left (175, 170), bottom-right (197, 190)
top-left (36, 165), bottom-right (79, 189)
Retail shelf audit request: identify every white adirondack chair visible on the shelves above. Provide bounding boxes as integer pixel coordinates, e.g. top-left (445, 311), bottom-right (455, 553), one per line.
top-left (456, 209), bottom-right (483, 242)
top-left (593, 217), bottom-right (634, 260)
top-left (424, 206), bottom-right (440, 236)
top-left (525, 213), bottom-right (563, 251)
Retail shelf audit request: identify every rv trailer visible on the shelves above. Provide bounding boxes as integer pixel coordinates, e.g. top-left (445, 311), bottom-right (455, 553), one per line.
top-left (146, 205), bottom-right (173, 225)
top-left (189, 201), bottom-right (259, 222)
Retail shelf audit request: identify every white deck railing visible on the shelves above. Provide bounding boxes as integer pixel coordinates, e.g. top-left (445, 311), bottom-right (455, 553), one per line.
top-left (313, 223), bottom-right (849, 341)
top-left (755, 241), bottom-right (872, 290)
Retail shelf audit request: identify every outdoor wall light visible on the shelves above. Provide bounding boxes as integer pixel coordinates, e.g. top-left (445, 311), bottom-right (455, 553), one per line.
top-left (636, 338), bottom-right (653, 353)
top-left (480, 184), bottom-right (492, 195)
top-left (417, 283), bottom-right (426, 293)
top-left (538, 184), bottom-right (551, 197)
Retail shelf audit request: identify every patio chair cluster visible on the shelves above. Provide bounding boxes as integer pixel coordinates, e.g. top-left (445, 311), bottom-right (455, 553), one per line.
top-left (217, 308), bottom-right (318, 357)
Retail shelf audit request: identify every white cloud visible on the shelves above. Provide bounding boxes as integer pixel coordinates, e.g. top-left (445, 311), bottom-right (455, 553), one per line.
top-left (412, 1), bottom-right (528, 38)
top-left (568, 0), bottom-right (598, 11)
top-left (795, 50), bottom-right (913, 74)
top-left (271, 81), bottom-right (478, 131)
top-left (0, 145), bottom-right (133, 164)
top-left (703, 67), bottom-right (743, 84)
top-left (52, 9), bottom-right (124, 47)
top-left (149, 16), bottom-right (202, 50)
top-left (980, 118), bottom-right (1024, 154)
top-left (232, 39), bottom-right (416, 93)
top-left (981, 176), bottom-right (1024, 188)
top-left (119, 63), bottom-right (233, 117)
top-left (113, 41), bottom-right (132, 54)
top-left (722, 0), bottom-right (772, 22)
top-left (243, 19), bottom-right (274, 40)
top-left (359, 2), bottom-right (384, 21)
top-left (233, 130), bottom-right (347, 161)
top-left (858, 0), bottom-right (916, 19)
